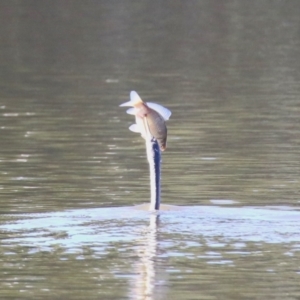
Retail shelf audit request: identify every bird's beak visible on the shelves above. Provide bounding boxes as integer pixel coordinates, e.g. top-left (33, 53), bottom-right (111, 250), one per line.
top-left (119, 100), bottom-right (133, 107)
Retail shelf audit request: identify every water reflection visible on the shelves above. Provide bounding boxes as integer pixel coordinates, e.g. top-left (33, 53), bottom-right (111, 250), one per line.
top-left (2, 205), bottom-right (300, 248)
top-left (130, 214), bottom-right (160, 300)
top-left (1, 205), bottom-right (300, 298)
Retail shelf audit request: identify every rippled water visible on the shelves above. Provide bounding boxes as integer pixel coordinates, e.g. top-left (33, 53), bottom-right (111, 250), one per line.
top-left (1, 1), bottom-right (300, 299)
top-left (1, 206), bottom-right (300, 299)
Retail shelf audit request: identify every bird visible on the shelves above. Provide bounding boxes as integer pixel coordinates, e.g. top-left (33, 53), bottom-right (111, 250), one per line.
top-left (120, 91), bottom-right (172, 210)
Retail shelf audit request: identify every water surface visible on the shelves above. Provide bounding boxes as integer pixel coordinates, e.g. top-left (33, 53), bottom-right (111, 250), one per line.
top-left (1, 1), bottom-right (300, 299)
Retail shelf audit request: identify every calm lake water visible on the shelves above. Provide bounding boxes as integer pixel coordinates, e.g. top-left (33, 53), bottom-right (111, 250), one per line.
top-left (1, 1), bottom-right (300, 299)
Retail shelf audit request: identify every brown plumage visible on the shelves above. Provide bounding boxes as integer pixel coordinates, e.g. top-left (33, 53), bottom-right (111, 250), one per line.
top-left (135, 102), bottom-right (167, 151)
top-left (120, 91), bottom-right (171, 151)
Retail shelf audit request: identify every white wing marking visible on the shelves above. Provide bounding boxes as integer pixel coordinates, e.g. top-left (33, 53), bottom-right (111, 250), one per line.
top-left (129, 124), bottom-right (140, 133)
top-left (126, 108), bottom-right (136, 115)
top-left (130, 91), bottom-right (142, 103)
top-left (119, 100), bottom-right (133, 107)
top-left (146, 102), bottom-right (172, 120)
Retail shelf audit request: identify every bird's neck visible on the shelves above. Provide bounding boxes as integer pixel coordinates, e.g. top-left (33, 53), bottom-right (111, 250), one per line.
top-left (146, 138), bottom-right (161, 210)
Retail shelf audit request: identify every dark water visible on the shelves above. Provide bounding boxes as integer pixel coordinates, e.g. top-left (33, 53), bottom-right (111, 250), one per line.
top-left (1, 1), bottom-right (300, 299)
